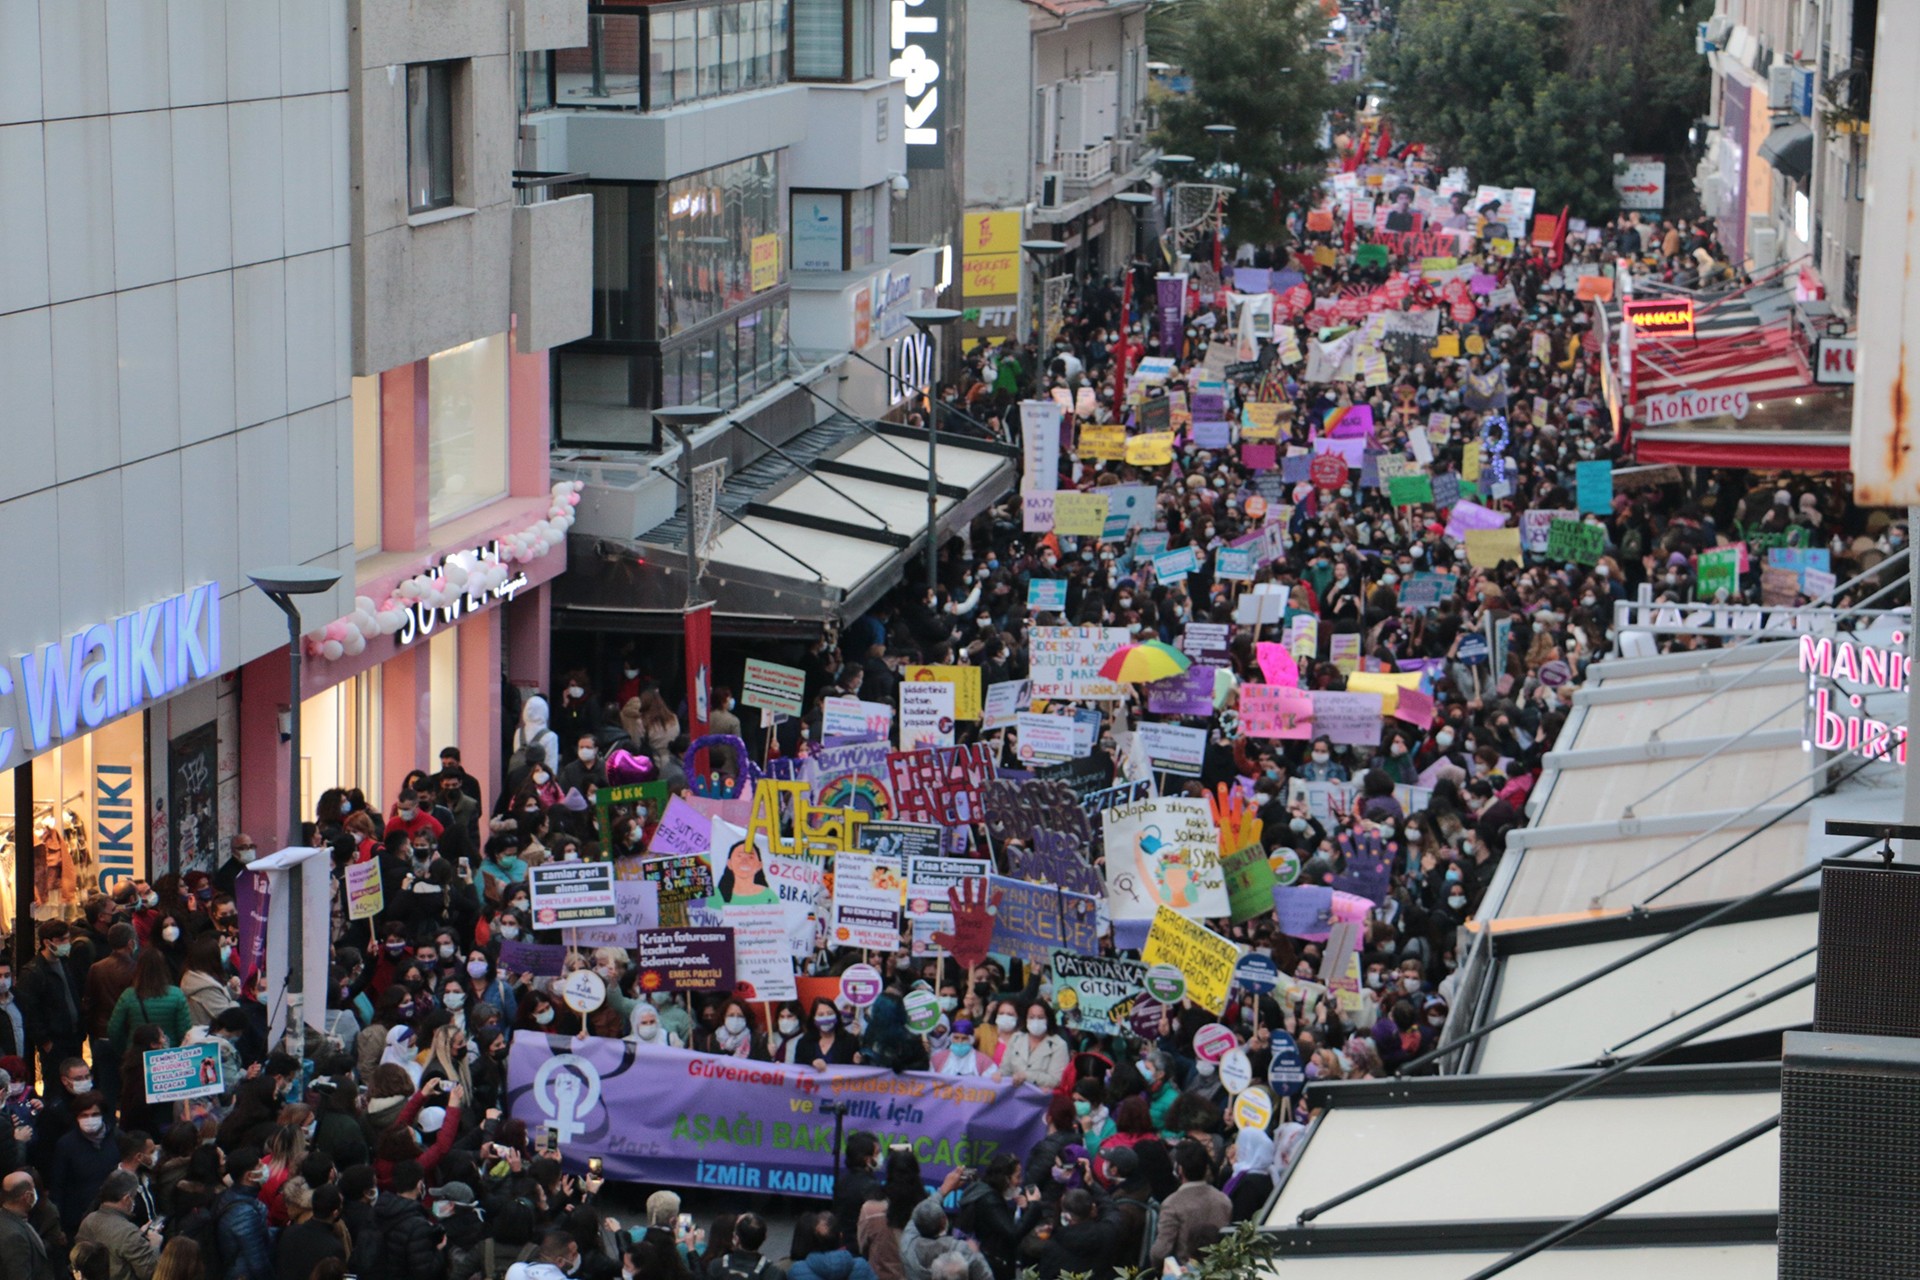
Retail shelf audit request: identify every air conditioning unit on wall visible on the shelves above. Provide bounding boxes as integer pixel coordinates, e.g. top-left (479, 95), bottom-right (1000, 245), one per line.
top-left (1039, 171), bottom-right (1064, 208)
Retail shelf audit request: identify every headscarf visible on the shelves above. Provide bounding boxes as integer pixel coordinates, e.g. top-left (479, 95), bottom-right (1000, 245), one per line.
top-left (381, 1025), bottom-right (423, 1083)
top-left (1224, 1128), bottom-right (1274, 1194)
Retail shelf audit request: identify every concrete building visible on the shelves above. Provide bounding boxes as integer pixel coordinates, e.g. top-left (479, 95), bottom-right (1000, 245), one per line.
top-left (0, 0), bottom-right (594, 930)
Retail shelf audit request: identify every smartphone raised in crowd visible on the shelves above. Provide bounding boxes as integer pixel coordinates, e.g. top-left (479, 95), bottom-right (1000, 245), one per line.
top-left (589, 1156), bottom-right (604, 1176)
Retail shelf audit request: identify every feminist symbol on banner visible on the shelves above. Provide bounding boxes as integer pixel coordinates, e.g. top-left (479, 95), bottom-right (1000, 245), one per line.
top-left (930, 877), bottom-right (1001, 971)
top-left (682, 735), bottom-right (759, 798)
top-left (532, 1053), bottom-right (603, 1143)
top-left (1479, 416), bottom-right (1509, 487)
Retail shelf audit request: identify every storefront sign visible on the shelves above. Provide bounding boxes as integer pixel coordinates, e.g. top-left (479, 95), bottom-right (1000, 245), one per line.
top-left (1640, 388), bottom-right (1750, 426)
top-left (891, 0), bottom-right (946, 168)
top-left (1814, 336), bottom-right (1856, 385)
top-left (396, 543), bottom-right (527, 646)
top-left (1623, 297), bottom-right (1695, 338)
top-left (886, 329), bottom-right (934, 404)
top-left (0, 581), bottom-right (221, 770)
top-left (750, 234), bottom-right (782, 292)
top-left (793, 194), bottom-right (846, 272)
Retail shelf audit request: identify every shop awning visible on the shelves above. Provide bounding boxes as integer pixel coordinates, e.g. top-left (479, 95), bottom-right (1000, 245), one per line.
top-left (554, 418), bottom-right (1016, 636)
top-left (1758, 121), bottom-right (1813, 182)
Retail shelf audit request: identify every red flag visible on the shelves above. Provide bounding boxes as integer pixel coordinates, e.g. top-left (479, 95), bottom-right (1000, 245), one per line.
top-left (1112, 270), bottom-right (1134, 417)
top-left (1374, 119), bottom-right (1392, 159)
top-left (1550, 204), bottom-right (1570, 268)
top-left (1342, 197), bottom-right (1356, 251)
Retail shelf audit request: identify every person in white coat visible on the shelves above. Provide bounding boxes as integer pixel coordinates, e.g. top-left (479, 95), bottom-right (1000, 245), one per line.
top-left (512, 695), bottom-right (560, 778)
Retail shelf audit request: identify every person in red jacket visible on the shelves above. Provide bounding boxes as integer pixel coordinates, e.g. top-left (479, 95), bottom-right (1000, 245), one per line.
top-left (370, 1081), bottom-right (465, 1190)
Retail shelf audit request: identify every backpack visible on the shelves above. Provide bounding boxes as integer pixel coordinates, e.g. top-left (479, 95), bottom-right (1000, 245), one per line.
top-left (166, 1198), bottom-right (236, 1276)
top-left (713, 1254), bottom-right (770, 1280)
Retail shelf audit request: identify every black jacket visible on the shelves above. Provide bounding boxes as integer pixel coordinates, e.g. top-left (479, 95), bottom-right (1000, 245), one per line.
top-left (1017, 1192), bottom-right (1124, 1280)
top-left (342, 1197), bottom-right (383, 1277)
top-left (0, 1206), bottom-right (59, 1280)
top-left (18, 953), bottom-right (84, 1048)
top-left (373, 1192), bottom-right (445, 1280)
top-left (830, 1169), bottom-right (879, 1247)
top-left (275, 1218), bottom-right (347, 1280)
top-left (954, 1183), bottom-right (1022, 1280)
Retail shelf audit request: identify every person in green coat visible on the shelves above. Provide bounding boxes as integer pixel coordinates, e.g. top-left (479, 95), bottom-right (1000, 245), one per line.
top-left (107, 946), bottom-right (194, 1062)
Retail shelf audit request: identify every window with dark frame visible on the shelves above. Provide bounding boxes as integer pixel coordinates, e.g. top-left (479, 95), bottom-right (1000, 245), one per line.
top-left (406, 62), bottom-right (455, 214)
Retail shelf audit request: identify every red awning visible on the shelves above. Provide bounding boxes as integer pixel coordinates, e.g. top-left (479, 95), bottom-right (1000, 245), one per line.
top-left (1634, 435), bottom-right (1851, 471)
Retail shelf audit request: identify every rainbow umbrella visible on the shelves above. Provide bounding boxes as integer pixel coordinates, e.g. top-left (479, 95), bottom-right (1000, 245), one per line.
top-left (1099, 640), bottom-right (1193, 683)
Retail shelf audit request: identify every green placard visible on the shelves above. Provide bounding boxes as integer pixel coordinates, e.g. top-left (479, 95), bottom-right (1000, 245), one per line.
top-left (1697, 547), bottom-right (1740, 598)
top-left (1386, 473), bottom-right (1434, 507)
top-left (1355, 244), bottom-right (1390, 268)
top-left (1545, 518), bottom-right (1604, 565)
top-left (1222, 839), bottom-right (1278, 924)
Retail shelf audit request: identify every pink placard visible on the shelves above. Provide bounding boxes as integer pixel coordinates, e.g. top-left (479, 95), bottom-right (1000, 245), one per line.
top-left (1242, 442), bottom-right (1278, 471)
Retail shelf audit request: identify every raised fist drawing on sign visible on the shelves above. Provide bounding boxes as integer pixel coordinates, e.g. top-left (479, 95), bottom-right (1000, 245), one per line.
top-left (930, 877), bottom-right (999, 972)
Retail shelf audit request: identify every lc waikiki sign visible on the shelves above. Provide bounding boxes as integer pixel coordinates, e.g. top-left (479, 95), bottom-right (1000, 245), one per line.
top-left (0, 583), bottom-right (222, 770)
top-left (1799, 632), bottom-right (1909, 765)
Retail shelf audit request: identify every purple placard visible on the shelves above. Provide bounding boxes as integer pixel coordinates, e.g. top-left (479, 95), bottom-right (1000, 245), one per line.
top-left (506, 1034), bottom-right (1049, 1194)
top-left (1157, 275), bottom-right (1187, 352)
top-left (1282, 452), bottom-right (1313, 483)
top-left (636, 926), bottom-right (737, 993)
top-left (1273, 885), bottom-right (1336, 939)
top-left (1008, 830), bottom-right (1102, 898)
top-left (1191, 390), bottom-right (1226, 420)
top-left (1193, 420), bottom-right (1231, 449)
top-left (498, 940), bottom-right (568, 977)
top-left (1233, 267), bottom-right (1273, 293)
top-left (1328, 404), bottom-right (1374, 438)
top-left (1147, 666), bottom-right (1216, 717)
top-left (234, 871), bottom-right (270, 985)
top-left (986, 875), bottom-right (1100, 965)
top-left (648, 796), bottom-right (712, 855)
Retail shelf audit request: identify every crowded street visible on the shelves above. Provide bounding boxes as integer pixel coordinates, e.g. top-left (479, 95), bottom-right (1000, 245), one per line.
top-left (0, 0), bottom-right (1909, 1277)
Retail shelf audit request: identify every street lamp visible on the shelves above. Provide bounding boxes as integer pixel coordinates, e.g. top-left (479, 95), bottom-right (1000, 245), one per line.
top-left (1204, 123), bottom-right (1237, 180)
top-left (653, 404), bottom-right (726, 609)
top-left (1021, 239), bottom-right (1068, 355)
top-left (905, 308), bottom-right (963, 592)
top-left (247, 562), bottom-right (341, 1059)
top-left (1116, 190), bottom-right (1154, 258)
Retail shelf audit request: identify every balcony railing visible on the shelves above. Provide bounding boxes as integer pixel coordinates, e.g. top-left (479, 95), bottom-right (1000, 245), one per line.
top-left (512, 170), bottom-right (590, 207)
top-left (1054, 140), bottom-right (1114, 183)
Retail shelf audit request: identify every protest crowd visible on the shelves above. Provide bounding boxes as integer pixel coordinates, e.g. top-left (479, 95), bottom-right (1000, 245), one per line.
top-left (0, 48), bottom-right (1905, 1280)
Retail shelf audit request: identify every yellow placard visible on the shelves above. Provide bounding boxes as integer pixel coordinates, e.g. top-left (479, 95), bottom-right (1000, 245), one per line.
top-left (962, 251), bottom-right (1021, 300)
top-left (1464, 527), bottom-right (1522, 569)
top-left (1051, 492), bottom-right (1110, 536)
top-left (1288, 615), bottom-right (1318, 660)
top-left (750, 234), bottom-right (781, 292)
top-left (1126, 432), bottom-right (1176, 467)
top-left (960, 209), bottom-right (1022, 256)
top-left (1242, 403), bottom-right (1283, 440)
top-left (1490, 237), bottom-right (1516, 257)
top-left (1462, 442), bottom-right (1482, 482)
top-left (1312, 245), bottom-right (1338, 268)
top-left (1419, 256), bottom-right (1458, 272)
top-left (905, 664), bottom-right (983, 720)
top-left (1141, 906), bottom-right (1238, 1014)
top-left (1430, 334), bottom-right (1461, 359)
top-left (1346, 670), bottom-right (1422, 714)
top-left (1080, 425), bottom-right (1126, 460)
top-left (1464, 333), bottom-right (1486, 356)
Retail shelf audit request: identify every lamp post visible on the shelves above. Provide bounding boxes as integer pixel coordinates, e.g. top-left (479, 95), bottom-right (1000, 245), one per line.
top-left (247, 563), bottom-right (342, 1059)
top-left (1204, 123), bottom-right (1237, 180)
top-left (905, 308), bottom-right (963, 592)
top-left (654, 405), bottom-right (726, 609)
top-left (1020, 239), bottom-right (1067, 358)
top-left (1113, 192), bottom-right (1155, 414)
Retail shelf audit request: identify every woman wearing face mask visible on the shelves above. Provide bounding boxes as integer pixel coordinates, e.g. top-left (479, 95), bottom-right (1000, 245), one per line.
top-left (768, 1001), bottom-right (809, 1064)
top-left (370, 1078), bottom-right (466, 1191)
top-left (258, 1113), bottom-right (311, 1227)
top-left (700, 998), bottom-right (769, 1061)
top-left (1296, 736), bottom-right (1348, 783)
top-left (798, 997), bottom-right (858, 1070)
top-left (999, 1004), bottom-right (1068, 1091)
top-left (1372, 730), bottom-right (1421, 786)
top-left (106, 946), bottom-right (193, 1069)
top-left (930, 1019), bottom-right (999, 1080)
top-left (179, 934), bottom-right (237, 1030)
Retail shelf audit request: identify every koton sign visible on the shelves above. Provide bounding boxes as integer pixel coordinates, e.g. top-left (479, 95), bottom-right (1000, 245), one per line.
top-left (1640, 388), bottom-right (1750, 426)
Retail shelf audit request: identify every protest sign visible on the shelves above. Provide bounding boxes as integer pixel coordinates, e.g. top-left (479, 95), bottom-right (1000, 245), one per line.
top-left (726, 902), bottom-right (798, 1001)
top-left (1126, 433), bottom-right (1176, 466)
top-left (1052, 492), bottom-right (1110, 536)
top-left (887, 744), bottom-right (995, 825)
top-left (1761, 566), bottom-right (1800, 605)
top-left (1576, 459), bottom-right (1614, 514)
top-left (1308, 691), bottom-right (1384, 746)
top-left (1147, 667), bottom-right (1215, 717)
top-left (1052, 954), bottom-right (1146, 1034)
top-left (1394, 686), bottom-right (1436, 729)
top-left (1020, 399), bottom-right (1061, 491)
top-left (1141, 907), bottom-right (1238, 1013)
top-left (1136, 722), bottom-right (1208, 775)
top-left (981, 679), bottom-right (1028, 730)
top-left (346, 860), bottom-right (383, 920)
top-left (498, 939), bottom-right (568, 977)
top-left (1346, 670), bottom-right (1421, 714)
top-left (1014, 713), bottom-right (1077, 763)
top-left (830, 853), bottom-right (904, 950)
top-left (1215, 546), bottom-right (1257, 580)
top-left (1387, 473), bottom-right (1433, 507)
top-left (1029, 627), bottom-right (1130, 700)
top-left (1182, 623), bottom-right (1232, 668)
top-left (1022, 492), bottom-right (1054, 532)
top-left (1007, 827), bottom-right (1102, 899)
top-left (904, 665), bottom-right (982, 721)
top-left (1286, 615), bottom-right (1319, 660)
top-left (1028, 578), bottom-right (1067, 612)
top-left (1431, 472), bottom-right (1461, 508)
top-left (1150, 546), bottom-right (1201, 583)
top-left (1465, 527), bottom-right (1522, 568)
top-left (636, 855), bottom-right (718, 927)
top-left (899, 681), bottom-right (956, 749)
top-left (574, 879), bottom-right (662, 948)
top-left (1222, 838), bottom-right (1277, 924)
top-left (987, 876), bottom-right (1099, 965)
top-left (636, 927), bottom-right (737, 992)
top-left (144, 1044), bottom-right (225, 1102)
top-left (1079, 424), bottom-right (1126, 460)
top-left (906, 856), bottom-right (984, 918)
top-left (1240, 685), bottom-right (1313, 739)
top-left (1444, 499), bottom-right (1506, 539)
top-left (1396, 572), bottom-right (1456, 610)
top-left (858, 821), bottom-right (946, 867)
top-left (1546, 518), bottom-right (1604, 565)
top-left (529, 861), bottom-right (619, 928)
top-left (1697, 547), bottom-right (1740, 598)
top-left (741, 659), bottom-right (806, 717)
top-left (1520, 508), bottom-right (1577, 554)
top-left (1329, 633), bottom-right (1361, 676)
top-left (507, 1035), bottom-right (1047, 1197)
top-left (1102, 797), bottom-right (1226, 922)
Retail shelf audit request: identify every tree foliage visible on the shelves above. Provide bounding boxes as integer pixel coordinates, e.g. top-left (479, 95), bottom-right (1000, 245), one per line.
top-left (1151, 0), bottom-right (1342, 245)
top-left (1372, 0), bottom-right (1708, 215)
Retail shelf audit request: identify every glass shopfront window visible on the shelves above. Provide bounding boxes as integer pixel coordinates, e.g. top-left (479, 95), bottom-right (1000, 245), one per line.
top-left (658, 153), bottom-right (786, 337)
top-left (426, 333), bottom-right (511, 526)
top-left (300, 670), bottom-right (382, 816)
top-left (546, 1), bottom-right (788, 112)
top-left (0, 715), bottom-right (147, 925)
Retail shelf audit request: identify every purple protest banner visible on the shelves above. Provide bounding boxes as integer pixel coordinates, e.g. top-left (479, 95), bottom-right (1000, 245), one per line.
top-left (648, 796), bottom-right (713, 855)
top-left (1273, 886), bottom-right (1335, 940)
top-left (1008, 829), bottom-right (1103, 898)
top-left (1193, 420), bottom-right (1231, 449)
top-left (1281, 452), bottom-right (1312, 483)
top-left (498, 940), bottom-right (569, 978)
top-left (234, 871), bottom-right (271, 985)
top-left (1157, 275), bottom-right (1187, 352)
top-left (1147, 666), bottom-right (1215, 717)
top-left (1444, 499), bottom-right (1508, 540)
top-left (1328, 404), bottom-right (1374, 438)
top-left (506, 1034), bottom-right (1049, 1196)
top-left (1233, 267), bottom-right (1272, 293)
top-left (1308, 691), bottom-right (1385, 746)
top-left (987, 876), bottom-right (1099, 966)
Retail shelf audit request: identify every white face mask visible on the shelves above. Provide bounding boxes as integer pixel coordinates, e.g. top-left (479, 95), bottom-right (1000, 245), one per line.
top-left (579, 747), bottom-right (597, 763)
top-left (1312, 751), bottom-right (1330, 764)
top-left (497, 925), bottom-right (520, 940)
top-left (1026, 1018), bottom-right (1048, 1037)
top-left (634, 1021), bottom-right (662, 1041)
top-left (724, 1015), bottom-right (748, 1035)
top-left (161, 926), bottom-right (181, 943)
top-left (1195, 1059), bottom-right (1216, 1077)
top-left (778, 1016), bottom-right (801, 1036)
top-left (79, 1116), bottom-right (105, 1136)
top-left (534, 1009), bottom-right (556, 1026)
top-left (996, 1014), bottom-right (1018, 1033)
top-left (938, 996), bottom-right (958, 1013)
top-left (444, 991), bottom-right (466, 1009)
